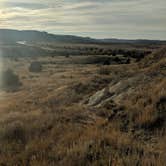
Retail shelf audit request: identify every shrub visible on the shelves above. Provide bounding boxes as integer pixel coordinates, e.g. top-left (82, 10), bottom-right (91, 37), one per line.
top-left (103, 59), bottom-right (110, 65)
top-left (0, 69), bottom-right (22, 91)
top-left (29, 61), bottom-right (42, 72)
top-left (0, 122), bottom-right (26, 143)
top-left (98, 67), bottom-right (110, 75)
top-left (112, 51), bottom-right (116, 56)
top-left (126, 58), bottom-right (130, 64)
top-left (65, 54), bottom-right (70, 58)
top-left (156, 96), bottom-right (166, 114)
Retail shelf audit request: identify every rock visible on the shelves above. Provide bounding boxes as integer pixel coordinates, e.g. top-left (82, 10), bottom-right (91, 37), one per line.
top-left (87, 74), bottom-right (146, 107)
top-left (88, 87), bottom-right (111, 106)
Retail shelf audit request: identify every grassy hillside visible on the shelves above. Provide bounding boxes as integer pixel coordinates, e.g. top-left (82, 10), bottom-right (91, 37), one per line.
top-left (0, 45), bottom-right (165, 165)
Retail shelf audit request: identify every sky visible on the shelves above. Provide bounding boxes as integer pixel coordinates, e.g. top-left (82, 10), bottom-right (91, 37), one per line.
top-left (0, 0), bottom-right (166, 39)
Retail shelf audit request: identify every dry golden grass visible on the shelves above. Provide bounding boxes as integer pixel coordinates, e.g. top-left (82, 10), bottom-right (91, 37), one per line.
top-left (0, 46), bottom-right (165, 165)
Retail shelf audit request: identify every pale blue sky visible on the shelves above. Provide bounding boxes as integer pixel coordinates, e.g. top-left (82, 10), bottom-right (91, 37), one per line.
top-left (0, 0), bottom-right (166, 39)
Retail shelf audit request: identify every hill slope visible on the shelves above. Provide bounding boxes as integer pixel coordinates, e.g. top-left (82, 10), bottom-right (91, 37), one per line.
top-left (0, 29), bottom-right (97, 44)
top-left (0, 46), bottom-right (165, 165)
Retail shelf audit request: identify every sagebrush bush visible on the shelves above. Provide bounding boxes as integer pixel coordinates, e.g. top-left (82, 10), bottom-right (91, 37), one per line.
top-left (0, 69), bottom-right (22, 91)
top-left (0, 121), bottom-right (26, 143)
top-left (29, 61), bottom-right (42, 72)
top-left (98, 67), bottom-right (110, 75)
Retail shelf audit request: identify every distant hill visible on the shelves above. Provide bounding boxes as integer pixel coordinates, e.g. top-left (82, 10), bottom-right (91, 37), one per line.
top-left (0, 29), bottom-right (166, 44)
top-left (0, 29), bottom-right (97, 44)
top-left (101, 38), bottom-right (166, 44)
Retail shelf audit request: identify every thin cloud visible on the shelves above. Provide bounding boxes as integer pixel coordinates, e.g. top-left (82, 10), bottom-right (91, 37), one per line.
top-left (5, 2), bottom-right (48, 10)
top-left (0, 0), bottom-right (166, 39)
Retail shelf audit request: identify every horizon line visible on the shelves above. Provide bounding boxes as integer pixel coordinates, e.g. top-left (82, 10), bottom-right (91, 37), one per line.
top-left (0, 28), bottom-right (166, 41)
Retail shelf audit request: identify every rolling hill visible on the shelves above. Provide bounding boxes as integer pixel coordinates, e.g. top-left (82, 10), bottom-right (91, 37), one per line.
top-left (0, 29), bottom-right (166, 45)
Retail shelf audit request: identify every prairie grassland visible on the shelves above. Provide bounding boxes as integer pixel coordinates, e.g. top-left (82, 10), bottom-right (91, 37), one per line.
top-left (0, 46), bottom-right (165, 166)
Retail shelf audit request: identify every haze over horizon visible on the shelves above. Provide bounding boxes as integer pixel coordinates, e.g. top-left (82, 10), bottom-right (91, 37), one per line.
top-left (0, 0), bottom-right (166, 40)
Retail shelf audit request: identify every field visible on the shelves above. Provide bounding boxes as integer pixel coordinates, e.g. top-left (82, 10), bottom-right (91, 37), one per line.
top-left (0, 42), bottom-right (165, 166)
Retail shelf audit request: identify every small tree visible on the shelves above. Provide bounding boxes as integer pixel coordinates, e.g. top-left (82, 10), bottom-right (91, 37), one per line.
top-left (103, 59), bottom-right (110, 65)
top-left (65, 54), bottom-right (70, 58)
top-left (112, 51), bottom-right (116, 56)
top-left (126, 58), bottom-right (130, 64)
